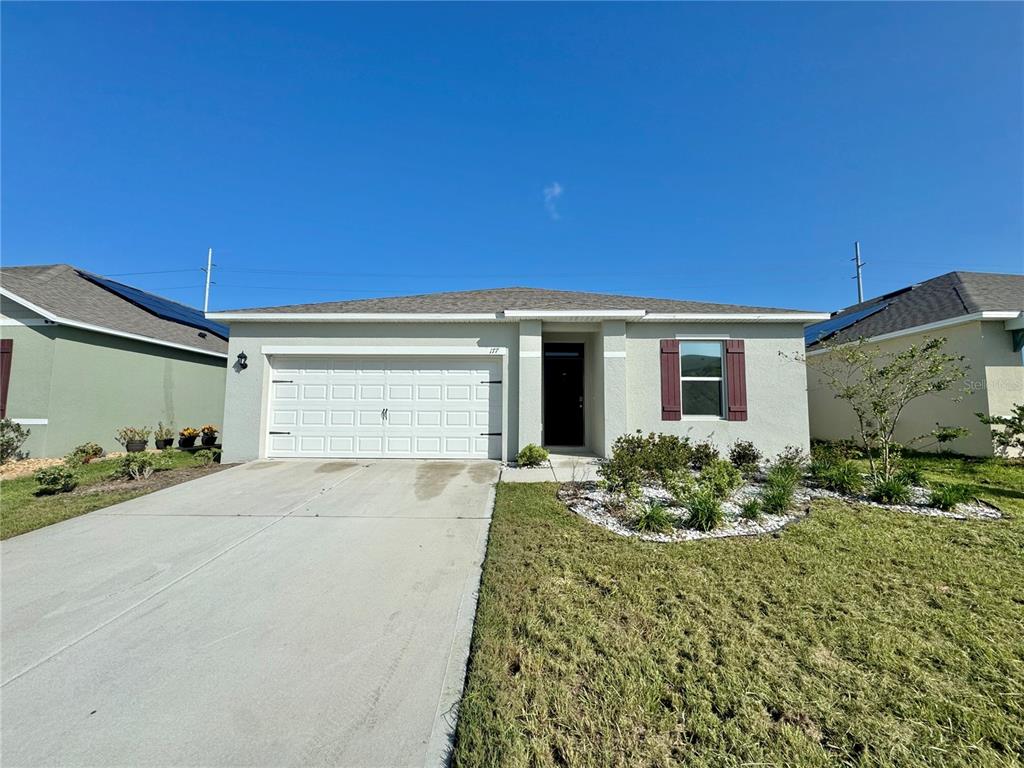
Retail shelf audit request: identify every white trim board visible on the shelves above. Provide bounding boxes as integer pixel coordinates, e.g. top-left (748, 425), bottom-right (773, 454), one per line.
top-left (211, 310), bottom-right (830, 324)
top-left (0, 288), bottom-right (228, 359)
top-left (10, 417), bottom-right (48, 425)
top-left (260, 345), bottom-right (508, 357)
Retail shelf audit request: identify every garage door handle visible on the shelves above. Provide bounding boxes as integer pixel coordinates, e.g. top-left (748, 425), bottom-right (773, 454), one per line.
top-left (381, 408), bottom-right (388, 421)
top-left (482, 380), bottom-right (502, 384)
top-left (269, 431), bottom-right (291, 435)
top-left (272, 379), bottom-right (293, 383)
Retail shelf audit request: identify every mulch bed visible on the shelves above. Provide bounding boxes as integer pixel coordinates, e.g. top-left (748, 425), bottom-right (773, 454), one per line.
top-left (77, 463), bottom-right (235, 496)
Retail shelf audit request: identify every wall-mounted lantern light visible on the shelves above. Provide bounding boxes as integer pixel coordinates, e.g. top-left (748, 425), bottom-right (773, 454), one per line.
top-left (235, 351), bottom-right (249, 372)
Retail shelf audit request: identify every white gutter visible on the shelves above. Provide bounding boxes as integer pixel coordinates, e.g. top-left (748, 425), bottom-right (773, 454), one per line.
top-left (642, 312), bottom-right (830, 323)
top-left (806, 310), bottom-right (1024, 355)
top-left (0, 287), bottom-right (228, 360)
top-left (208, 309), bottom-right (828, 323)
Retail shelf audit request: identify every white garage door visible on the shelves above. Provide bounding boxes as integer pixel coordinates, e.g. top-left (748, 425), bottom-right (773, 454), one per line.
top-left (266, 356), bottom-right (502, 459)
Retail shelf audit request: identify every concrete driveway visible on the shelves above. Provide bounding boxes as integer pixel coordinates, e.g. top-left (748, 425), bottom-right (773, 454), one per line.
top-left (1, 459), bottom-right (499, 768)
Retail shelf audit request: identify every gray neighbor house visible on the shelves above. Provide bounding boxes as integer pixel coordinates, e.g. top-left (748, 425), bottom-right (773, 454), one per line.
top-left (208, 287), bottom-right (829, 464)
top-left (806, 271), bottom-right (1024, 457)
top-left (0, 264), bottom-right (228, 458)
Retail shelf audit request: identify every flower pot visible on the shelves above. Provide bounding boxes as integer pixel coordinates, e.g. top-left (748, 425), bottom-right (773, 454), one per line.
top-left (201, 434), bottom-right (218, 447)
top-left (126, 440), bottom-right (147, 453)
top-left (155, 438), bottom-right (173, 450)
top-left (178, 436), bottom-right (197, 448)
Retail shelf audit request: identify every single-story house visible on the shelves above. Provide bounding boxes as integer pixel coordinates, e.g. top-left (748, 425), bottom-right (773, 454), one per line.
top-left (0, 264), bottom-right (228, 457)
top-left (806, 271), bottom-right (1024, 457)
top-left (208, 288), bottom-right (829, 463)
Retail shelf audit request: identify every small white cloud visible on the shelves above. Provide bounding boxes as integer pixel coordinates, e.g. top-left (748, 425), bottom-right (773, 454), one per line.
top-left (543, 182), bottom-right (563, 220)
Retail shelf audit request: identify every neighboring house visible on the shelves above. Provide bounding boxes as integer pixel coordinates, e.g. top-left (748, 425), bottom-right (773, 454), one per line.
top-left (0, 264), bottom-right (228, 458)
top-left (207, 288), bottom-right (828, 463)
top-left (805, 271), bottom-right (1024, 457)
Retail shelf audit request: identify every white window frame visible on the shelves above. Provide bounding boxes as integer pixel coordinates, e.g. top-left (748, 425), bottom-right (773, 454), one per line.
top-left (678, 339), bottom-right (726, 420)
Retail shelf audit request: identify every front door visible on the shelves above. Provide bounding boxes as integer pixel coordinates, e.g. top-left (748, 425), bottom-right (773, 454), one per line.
top-left (543, 343), bottom-right (585, 446)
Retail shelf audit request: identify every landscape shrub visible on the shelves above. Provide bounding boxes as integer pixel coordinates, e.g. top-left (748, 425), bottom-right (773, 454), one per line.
top-left (766, 447), bottom-right (806, 488)
top-left (65, 441), bottom-right (104, 466)
top-left (977, 403), bottom-right (1024, 457)
top-left (698, 459), bottom-right (744, 500)
top-left (117, 452), bottom-right (160, 481)
top-left (689, 440), bottom-right (719, 471)
top-left (193, 449), bottom-right (220, 468)
top-left (868, 476), bottom-right (912, 505)
top-left (516, 444), bottom-right (549, 468)
top-left (34, 464), bottom-right (78, 494)
top-left (684, 487), bottom-right (723, 532)
top-left (739, 497), bottom-right (762, 520)
top-left (598, 432), bottom-right (692, 499)
top-left (632, 503), bottom-right (674, 534)
top-left (728, 440), bottom-right (762, 474)
top-left (811, 439), bottom-right (863, 463)
top-left (928, 483), bottom-right (974, 511)
top-left (0, 418), bottom-right (31, 463)
top-left (811, 458), bottom-right (864, 496)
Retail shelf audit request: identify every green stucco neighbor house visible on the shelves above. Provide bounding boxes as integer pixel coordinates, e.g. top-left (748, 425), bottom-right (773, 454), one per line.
top-left (0, 264), bottom-right (227, 458)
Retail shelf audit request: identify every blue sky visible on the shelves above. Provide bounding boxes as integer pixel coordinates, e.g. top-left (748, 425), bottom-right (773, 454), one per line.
top-left (2, 2), bottom-right (1021, 312)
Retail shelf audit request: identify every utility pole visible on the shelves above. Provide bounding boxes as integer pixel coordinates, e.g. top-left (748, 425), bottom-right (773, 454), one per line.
top-left (851, 241), bottom-right (865, 303)
top-left (202, 248), bottom-right (214, 313)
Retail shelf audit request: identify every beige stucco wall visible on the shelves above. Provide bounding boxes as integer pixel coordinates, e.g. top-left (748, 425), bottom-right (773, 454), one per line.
top-left (219, 318), bottom-right (814, 463)
top-left (220, 321), bottom-right (520, 463)
top-left (1, 303), bottom-right (226, 457)
top-left (625, 322), bottom-right (812, 457)
top-left (806, 320), bottom-right (1023, 457)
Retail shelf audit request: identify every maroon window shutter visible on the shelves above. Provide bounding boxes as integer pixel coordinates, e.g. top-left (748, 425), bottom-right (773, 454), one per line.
top-left (0, 339), bottom-right (12, 420)
top-left (660, 339), bottom-right (681, 421)
top-left (725, 339), bottom-right (747, 421)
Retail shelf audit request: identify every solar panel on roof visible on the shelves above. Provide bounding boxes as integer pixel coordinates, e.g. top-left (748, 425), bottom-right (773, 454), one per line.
top-left (805, 302), bottom-right (888, 346)
top-left (81, 273), bottom-right (229, 340)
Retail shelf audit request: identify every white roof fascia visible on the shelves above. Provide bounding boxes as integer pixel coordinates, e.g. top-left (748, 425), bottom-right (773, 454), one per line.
top-left (0, 287), bottom-right (228, 359)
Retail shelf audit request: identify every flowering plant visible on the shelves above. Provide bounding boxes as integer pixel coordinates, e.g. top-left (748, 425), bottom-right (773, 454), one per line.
top-left (179, 427), bottom-right (200, 439)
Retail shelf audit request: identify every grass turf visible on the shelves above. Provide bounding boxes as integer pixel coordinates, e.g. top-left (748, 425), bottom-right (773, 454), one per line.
top-left (1, 451), bottom-right (214, 539)
top-left (453, 456), bottom-right (1024, 767)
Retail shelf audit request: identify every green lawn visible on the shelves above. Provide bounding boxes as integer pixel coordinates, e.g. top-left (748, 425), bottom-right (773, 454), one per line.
top-left (453, 456), bottom-right (1024, 767)
top-left (1, 451), bottom-right (219, 540)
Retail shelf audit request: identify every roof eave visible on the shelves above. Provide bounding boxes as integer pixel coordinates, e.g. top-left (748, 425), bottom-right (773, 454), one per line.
top-left (0, 287), bottom-right (228, 359)
top-left (208, 309), bottom-right (829, 323)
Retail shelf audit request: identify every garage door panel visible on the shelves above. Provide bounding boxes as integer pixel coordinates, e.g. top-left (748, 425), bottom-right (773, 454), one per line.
top-left (267, 355), bottom-right (501, 459)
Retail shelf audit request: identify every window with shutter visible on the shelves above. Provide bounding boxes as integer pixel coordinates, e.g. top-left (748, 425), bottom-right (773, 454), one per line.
top-left (725, 339), bottom-right (748, 421)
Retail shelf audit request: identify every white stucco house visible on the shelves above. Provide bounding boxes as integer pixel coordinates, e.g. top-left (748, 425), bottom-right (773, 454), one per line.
top-left (207, 288), bottom-right (829, 463)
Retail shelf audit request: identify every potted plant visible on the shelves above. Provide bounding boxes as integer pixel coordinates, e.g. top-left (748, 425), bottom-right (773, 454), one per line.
top-left (178, 427), bottom-right (200, 448)
top-left (154, 422), bottom-right (175, 450)
top-left (200, 424), bottom-right (219, 447)
top-left (115, 426), bottom-right (151, 453)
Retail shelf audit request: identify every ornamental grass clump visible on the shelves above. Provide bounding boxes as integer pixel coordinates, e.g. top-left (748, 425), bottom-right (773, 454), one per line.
top-left (868, 475), bottom-right (912, 505)
top-left (928, 483), bottom-right (974, 511)
top-left (684, 487), bottom-right (723, 532)
top-left (632, 502), bottom-right (675, 534)
top-left (739, 497), bottom-right (762, 520)
top-left (896, 461), bottom-right (926, 487)
top-left (811, 459), bottom-right (865, 496)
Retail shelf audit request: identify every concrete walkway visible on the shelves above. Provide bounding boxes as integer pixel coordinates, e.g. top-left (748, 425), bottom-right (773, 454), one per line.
top-left (500, 451), bottom-right (600, 483)
top-left (1, 459), bottom-right (498, 768)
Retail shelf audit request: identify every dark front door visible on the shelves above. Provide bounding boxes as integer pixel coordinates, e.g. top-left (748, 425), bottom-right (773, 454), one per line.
top-left (543, 343), bottom-right (585, 446)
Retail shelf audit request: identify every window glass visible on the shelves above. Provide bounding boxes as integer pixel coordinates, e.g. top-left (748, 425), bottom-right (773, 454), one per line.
top-left (679, 341), bottom-right (723, 377)
top-left (681, 381), bottom-right (722, 416)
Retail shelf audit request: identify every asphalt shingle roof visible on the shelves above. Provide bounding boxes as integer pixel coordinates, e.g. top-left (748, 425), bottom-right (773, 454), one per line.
top-left (220, 286), bottom-right (815, 315)
top-left (0, 264), bottom-right (228, 356)
top-left (806, 271), bottom-right (1024, 348)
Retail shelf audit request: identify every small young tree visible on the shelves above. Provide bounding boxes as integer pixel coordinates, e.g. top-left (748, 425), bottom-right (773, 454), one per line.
top-left (809, 336), bottom-right (968, 479)
top-left (977, 404), bottom-right (1024, 457)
